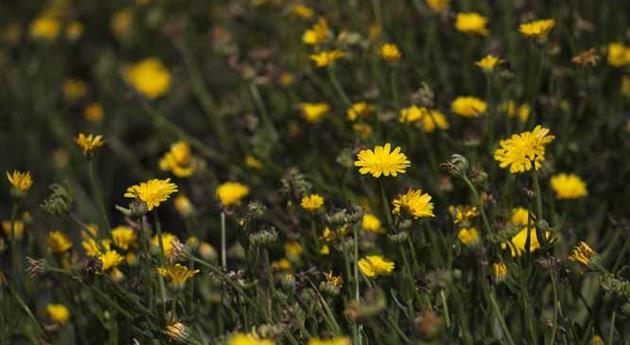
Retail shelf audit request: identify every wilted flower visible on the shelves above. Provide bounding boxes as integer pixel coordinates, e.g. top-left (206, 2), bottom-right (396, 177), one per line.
top-left (568, 241), bottom-right (597, 267)
top-left (125, 58), bottom-right (171, 99)
top-left (572, 48), bottom-right (600, 67)
top-left (124, 178), bottom-right (178, 211)
top-left (354, 143), bottom-right (411, 178)
top-left (451, 96), bottom-right (487, 117)
top-left (455, 12), bottom-right (489, 36)
top-left (216, 182), bottom-right (250, 206)
top-left (493, 125), bottom-right (555, 173)
top-left (358, 255), bottom-right (395, 278)
top-left (75, 133), bottom-right (104, 155)
top-left (380, 43), bottom-right (401, 62)
top-left (301, 194), bottom-right (324, 211)
top-left (550, 173), bottom-right (588, 199)
top-left (111, 8), bottom-right (133, 38)
top-left (392, 189), bottom-right (435, 219)
top-left (519, 19), bottom-right (555, 39)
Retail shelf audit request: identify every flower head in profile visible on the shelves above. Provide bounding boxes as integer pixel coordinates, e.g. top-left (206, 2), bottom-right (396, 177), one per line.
top-left (7, 170), bottom-right (33, 194)
top-left (425, 0), bottom-right (449, 13)
top-left (308, 337), bottom-right (351, 345)
top-left (354, 143), bottom-right (410, 178)
top-left (111, 226), bottom-right (137, 250)
top-left (159, 141), bottom-right (196, 177)
top-left (347, 102), bottom-right (373, 121)
top-left (493, 262), bottom-right (508, 281)
top-left (302, 17), bottom-right (330, 45)
top-left (392, 189), bottom-right (435, 219)
top-left (124, 178), bottom-right (178, 211)
top-left (500, 101), bottom-right (530, 123)
top-left (448, 205), bottom-right (479, 225)
top-left (301, 194), bottom-right (324, 211)
top-left (46, 304), bottom-right (70, 325)
top-left (457, 227), bottom-right (480, 247)
top-left (157, 264), bottom-right (200, 288)
top-left (125, 57), bottom-right (171, 99)
top-left (380, 43), bottom-right (401, 62)
top-left (299, 102), bottom-right (330, 123)
top-left (455, 12), bottom-right (489, 36)
top-left (519, 19), bottom-right (555, 39)
top-left (216, 182), bottom-right (249, 206)
top-left (310, 50), bottom-right (346, 68)
top-left (229, 332), bottom-right (275, 345)
top-left (502, 227), bottom-right (551, 257)
top-left (475, 54), bottom-right (503, 71)
top-left (358, 255), bottom-right (395, 278)
top-left (75, 133), bottom-right (104, 155)
top-left (47, 230), bottom-right (73, 254)
top-left (568, 241), bottom-right (598, 267)
top-left (362, 213), bottom-right (383, 233)
top-left (494, 125), bottom-right (555, 173)
top-left (451, 96), bottom-right (487, 117)
top-left (550, 173), bottom-right (588, 199)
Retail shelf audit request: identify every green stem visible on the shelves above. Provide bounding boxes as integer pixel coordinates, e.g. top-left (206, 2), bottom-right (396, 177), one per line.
top-left (328, 67), bottom-right (352, 107)
top-left (608, 310), bottom-right (616, 345)
top-left (353, 223), bottom-right (363, 345)
top-left (88, 158), bottom-right (111, 234)
top-left (221, 211), bottom-right (227, 268)
top-left (488, 290), bottom-right (517, 345)
top-left (548, 274), bottom-right (559, 345)
top-left (462, 175), bottom-right (492, 237)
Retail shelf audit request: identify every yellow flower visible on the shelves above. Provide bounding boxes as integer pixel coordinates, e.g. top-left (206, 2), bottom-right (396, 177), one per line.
top-left (174, 194), bottom-right (195, 217)
top-left (308, 337), bottom-right (351, 345)
top-left (354, 143), bottom-right (411, 178)
top-left (152, 232), bottom-right (181, 260)
top-left (291, 4), bottom-right (314, 19)
top-left (592, 335), bottom-right (604, 345)
top-left (82, 238), bottom-right (110, 257)
top-left (380, 43), bottom-right (401, 62)
top-left (362, 213), bottom-right (383, 233)
top-left (448, 205), bottom-right (479, 225)
top-left (392, 189), bottom-right (435, 219)
top-left (607, 43), bottom-right (630, 67)
top-left (475, 54), bottom-right (502, 71)
top-left (502, 227), bottom-right (551, 257)
top-left (100, 250), bottom-right (124, 271)
top-left (347, 102), bottom-right (373, 121)
top-left (550, 173), bottom-right (587, 199)
top-left (111, 8), bottom-right (133, 38)
top-left (320, 244), bottom-right (330, 255)
top-left (229, 332), bottom-right (275, 345)
top-left (510, 207), bottom-right (530, 226)
top-left (2, 220), bottom-right (25, 239)
top-left (271, 258), bottom-right (291, 271)
top-left (216, 182), bottom-right (250, 206)
top-left (285, 241), bottom-right (304, 257)
top-left (568, 241), bottom-right (597, 266)
top-left (310, 50), bottom-right (346, 68)
top-left (159, 141), bottom-right (196, 177)
top-left (75, 133), bottom-right (104, 155)
top-left (164, 321), bottom-right (191, 343)
top-left (302, 17), bottom-right (330, 45)
top-left (500, 101), bottom-right (530, 123)
top-left (63, 79), bottom-right (87, 102)
top-left (300, 102), bottom-right (330, 123)
top-left (323, 271), bottom-right (344, 288)
top-left (46, 304), bottom-right (70, 325)
top-left (111, 226), bottom-right (137, 250)
top-left (451, 96), bottom-right (487, 117)
top-left (368, 23), bottom-right (382, 41)
top-left (7, 170), bottom-right (33, 193)
top-left (65, 21), bottom-right (83, 40)
top-left (425, 0), bottom-right (449, 13)
top-left (493, 125), bottom-right (555, 173)
top-left (245, 155), bottom-right (263, 170)
top-left (358, 255), bottom-right (395, 278)
top-left (400, 106), bottom-right (449, 132)
top-left (157, 264), bottom-right (199, 287)
top-left (519, 19), bottom-right (555, 39)
top-left (125, 58), bottom-right (171, 99)
top-left (493, 262), bottom-right (508, 281)
top-left (301, 194), bottom-right (324, 211)
top-left (399, 105), bottom-right (424, 123)
top-left (353, 123), bottom-right (373, 139)
top-left (29, 16), bottom-right (60, 41)
top-left (455, 12), bottom-right (489, 36)
top-left (124, 178), bottom-right (178, 211)
top-left (84, 102), bottom-right (104, 123)
top-left (457, 227), bottom-right (480, 246)
top-left (47, 230), bottom-right (73, 254)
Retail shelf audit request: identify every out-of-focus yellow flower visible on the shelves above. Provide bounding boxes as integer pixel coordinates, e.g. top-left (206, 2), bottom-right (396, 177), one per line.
top-left (159, 141), bottom-right (196, 177)
top-left (124, 178), bottom-right (178, 211)
top-left (368, 23), bottom-right (382, 41)
top-left (299, 102), bottom-right (330, 123)
top-left (426, 0), bottom-right (449, 13)
top-left (475, 54), bottom-right (502, 71)
top-left (63, 79), bottom-right (87, 102)
top-left (392, 189), bottom-right (435, 219)
top-left (29, 16), bottom-right (60, 41)
top-left (65, 21), bottom-right (83, 40)
top-left (152, 232), bottom-right (181, 260)
top-left (493, 262), bottom-right (508, 281)
top-left (380, 43), bottom-right (401, 62)
top-left (125, 58), bottom-right (171, 99)
top-left (354, 143), bottom-right (410, 178)
top-left (100, 250), bottom-right (124, 271)
top-left (519, 19), bottom-right (555, 39)
top-left (2, 220), bottom-right (25, 239)
top-left (308, 337), bottom-right (351, 345)
top-left (550, 173), bottom-right (588, 199)
top-left (301, 194), bottom-right (324, 211)
top-left (199, 242), bottom-right (217, 262)
top-left (174, 194), bottom-right (195, 217)
top-left (451, 96), bottom-right (487, 117)
top-left (347, 102), bottom-right (373, 121)
top-left (358, 255), bottom-right (395, 278)
top-left (399, 105), bottom-right (448, 132)
top-left (216, 182), bottom-right (249, 206)
top-left (46, 304), bottom-right (70, 325)
top-left (310, 50), bottom-right (346, 68)
top-left (82, 238), bottom-right (110, 257)
top-left (500, 101), bottom-right (530, 123)
top-left (157, 264), bottom-right (199, 288)
top-left (455, 12), bottom-right (489, 36)
top-left (75, 133), bottom-right (104, 155)
top-left (47, 230), bottom-right (73, 254)
top-left (457, 227), bottom-right (480, 246)
top-left (510, 207), bottom-right (530, 226)
top-left (320, 244), bottom-right (330, 255)
top-left (83, 102), bottom-right (104, 123)
top-left (111, 226), bottom-right (137, 250)
top-left (229, 332), bottom-right (275, 345)
top-left (448, 205), bottom-right (479, 225)
top-left (285, 241), bottom-right (303, 257)
top-left (362, 213), bottom-right (383, 233)
top-left (7, 170), bottom-right (33, 194)
top-left (302, 17), bottom-right (330, 45)
top-left (353, 123), bottom-right (373, 139)
top-left (291, 4), bottom-right (313, 19)
top-left (493, 125), bottom-right (555, 174)
top-left (245, 155), bottom-right (263, 170)
top-left (399, 105), bottom-right (424, 123)
top-left (592, 335), bottom-right (603, 345)
top-left (111, 8), bottom-right (133, 38)
top-left (271, 258), bottom-right (291, 271)
top-left (568, 241), bottom-right (597, 266)
top-left (502, 227), bottom-right (551, 257)
top-left (607, 43), bottom-right (630, 67)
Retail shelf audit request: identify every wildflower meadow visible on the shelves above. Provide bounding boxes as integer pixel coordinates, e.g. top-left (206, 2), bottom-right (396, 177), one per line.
top-left (2, 0), bottom-right (630, 344)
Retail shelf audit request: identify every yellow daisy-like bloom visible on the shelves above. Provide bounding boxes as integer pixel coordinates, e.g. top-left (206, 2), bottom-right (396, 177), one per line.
top-left (455, 12), bottom-right (489, 36)
top-left (300, 102), bottom-right (330, 123)
top-left (125, 57), bottom-right (171, 99)
top-left (301, 194), bottom-right (324, 211)
top-left (100, 250), bottom-right (124, 271)
top-left (425, 0), bottom-right (449, 13)
top-left (510, 207), bottom-right (530, 226)
top-left (47, 230), bottom-right (73, 254)
top-left (111, 8), bottom-right (133, 39)
top-left (111, 226), bottom-right (137, 250)
top-left (7, 170), bottom-right (33, 193)
top-left (493, 262), bottom-right (508, 281)
top-left (457, 227), bottom-right (480, 246)
top-left (493, 125), bottom-right (555, 174)
top-left (124, 178), bottom-right (178, 211)
top-left (285, 241), bottom-right (304, 257)
top-left (451, 96), bottom-right (487, 117)
top-left (159, 141), bottom-right (196, 177)
top-left (245, 155), bottom-right (263, 170)
top-left (500, 101), bottom-right (530, 123)
top-left (568, 241), bottom-right (597, 266)
top-left (448, 205), bottom-right (479, 225)
top-left (380, 43), bottom-right (402, 62)
top-left (157, 264), bottom-right (200, 287)
top-left (320, 244), bottom-right (330, 255)
top-left (550, 173), bottom-right (587, 199)
top-left (308, 337), bottom-right (351, 345)
top-left (302, 17), bottom-right (330, 45)
top-left (346, 102), bottom-right (373, 121)
top-left (46, 304), bottom-right (70, 325)
top-left (82, 238), bottom-right (111, 257)
top-left (475, 54), bottom-right (503, 71)
top-left (392, 189), bottom-right (435, 219)
top-left (354, 143), bottom-right (411, 178)
top-left (75, 133), bottom-right (105, 155)
top-left (29, 16), bottom-right (60, 41)
top-left (84, 102), bottom-right (104, 123)
top-left (502, 227), bottom-right (551, 257)
top-left (358, 255), bottom-right (395, 278)
top-left (2, 220), bottom-right (25, 239)
top-left (229, 332), bottom-right (275, 345)
top-left (216, 182), bottom-right (250, 206)
top-left (310, 50), bottom-right (346, 68)
top-left (362, 213), bottom-right (383, 233)
top-left (291, 4), bottom-right (314, 19)
top-left (607, 43), bottom-right (630, 67)
top-left (519, 19), bottom-right (555, 39)
top-left (401, 106), bottom-right (449, 132)
top-left (399, 105), bottom-right (424, 123)
top-left (152, 232), bottom-right (180, 260)
top-left (174, 194), bottom-right (195, 217)
top-left (63, 79), bottom-right (87, 102)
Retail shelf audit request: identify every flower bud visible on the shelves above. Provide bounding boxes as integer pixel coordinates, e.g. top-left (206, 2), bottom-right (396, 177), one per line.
top-left (441, 154), bottom-right (469, 178)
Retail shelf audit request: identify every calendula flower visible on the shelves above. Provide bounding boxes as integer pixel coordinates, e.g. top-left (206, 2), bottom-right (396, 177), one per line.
top-left (300, 102), bottom-right (330, 123)
top-left (285, 241), bottom-right (303, 257)
top-left (47, 230), bottom-right (73, 254)
top-left (455, 12), bottom-right (489, 36)
top-left (392, 189), bottom-right (435, 219)
top-left (500, 101), bottom-right (530, 123)
top-left (100, 250), bottom-right (124, 271)
top-left (157, 264), bottom-right (199, 288)
top-left (216, 182), bottom-right (249, 206)
top-left (308, 337), bottom-right (351, 345)
top-left (502, 227), bottom-right (551, 257)
top-left (358, 255), bottom-right (395, 278)
top-left (607, 43), bottom-right (630, 67)
top-left (62, 79), bottom-right (87, 102)
top-left (2, 220), bottom-right (25, 239)
top-left (475, 54), bottom-right (502, 71)
top-left (29, 16), bottom-right (60, 41)
top-left (84, 102), bottom-right (104, 123)
top-left (493, 125), bottom-right (555, 173)
top-left (302, 17), bottom-right (330, 45)
top-left (124, 178), bottom-right (178, 211)
top-left (111, 226), bottom-right (137, 250)
top-left (152, 232), bottom-right (181, 260)
top-left (291, 4), bottom-right (314, 19)
top-left (568, 241), bottom-right (597, 267)
top-left (493, 262), bottom-right (508, 281)
top-left (425, 0), bottom-right (449, 13)
top-left (7, 170), bottom-right (33, 194)
top-left (354, 143), bottom-right (411, 177)
top-left (448, 205), bottom-right (479, 225)
top-left (159, 141), bottom-right (196, 177)
top-left (362, 213), bottom-right (383, 233)
top-left (457, 227), bottom-right (480, 246)
top-left (245, 155), bottom-right (263, 170)
top-left (550, 173), bottom-right (588, 199)
top-left (347, 102), bottom-right (373, 121)
top-left (111, 8), bottom-right (133, 38)
top-left (510, 207), bottom-right (530, 226)
top-left (75, 133), bottom-right (104, 155)
top-left (310, 50), bottom-right (346, 68)
top-left (174, 194), bottom-right (195, 217)
top-left (380, 43), bottom-right (401, 62)
top-left (229, 332), bottom-right (275, 345)
top-left (519, 19), bottom-right (555, 39)
top-left (125, 58), bottom-right (171, 99)
top-left (46, 304), bottom-right (70, 325)
top-left (301, 194), bottom-right (324, 211)
top-left (451, 96), bottom-right (487, 117)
